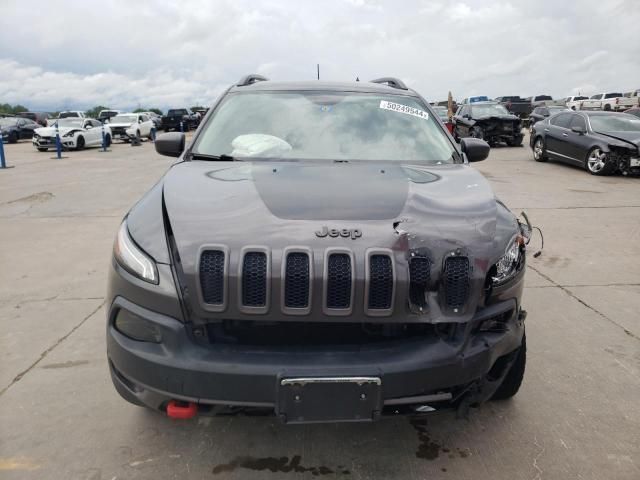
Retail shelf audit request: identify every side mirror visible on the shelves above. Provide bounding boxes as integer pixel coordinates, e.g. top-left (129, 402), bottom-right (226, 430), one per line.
top-left (460, 137), bottom-right (490, 162)
top-left (155, 132), bottom-right (185, 157)
top-left (85, 124), bottom-right (92, 129)
top-left (571, 125), bottom-right (586, 135)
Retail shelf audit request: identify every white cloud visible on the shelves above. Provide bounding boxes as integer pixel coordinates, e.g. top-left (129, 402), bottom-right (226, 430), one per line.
top-left (0, 0), bottom-right (639, 112)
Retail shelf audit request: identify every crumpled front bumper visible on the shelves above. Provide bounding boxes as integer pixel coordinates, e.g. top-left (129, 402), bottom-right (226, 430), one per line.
top-left (107, 293), bottom-right (526, 419)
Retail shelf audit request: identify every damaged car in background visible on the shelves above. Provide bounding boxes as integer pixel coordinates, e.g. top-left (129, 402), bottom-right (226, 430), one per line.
top-left (32, 118), bottom-right (111, 151)
top-left (107, 75), bottom-right (530, 424)
top-left (107, 113), bottom-right (154, 142)
top-left (530, 111), bottom-right (640, 176)
top-left (453, 101), bottom-right (523, 146)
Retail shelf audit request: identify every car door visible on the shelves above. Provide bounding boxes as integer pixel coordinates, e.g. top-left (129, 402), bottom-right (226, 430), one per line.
top-left (565, 114), bottom-right (591, 164)
top-left (22, 120), bottom-right (39, 139)
top-left (545, 112), bottom-right (573, 160)
top-left (140, 115), bottom-right (152, 136)
top-left (81, 120), bottom-right (94, 144)
top-left (458, 105), bottom-right (471, 137)
top-left (16, 119), bottom-right (27, 139)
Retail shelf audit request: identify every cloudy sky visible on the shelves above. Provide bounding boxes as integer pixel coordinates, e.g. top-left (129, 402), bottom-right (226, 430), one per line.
top-left (1, 0), bottom-right (638, 112)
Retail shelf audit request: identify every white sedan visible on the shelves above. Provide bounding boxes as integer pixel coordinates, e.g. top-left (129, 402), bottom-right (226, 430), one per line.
top-left (33, 118), bottom-right (111, 151)
top-left (107, 113), bottom-right (154, 142)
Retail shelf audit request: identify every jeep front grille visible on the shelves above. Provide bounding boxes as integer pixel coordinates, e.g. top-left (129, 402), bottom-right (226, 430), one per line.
top-left (444, 256), bottom-right (470, 310)
top-left (326, 253), bottom-right (352, 310)
top-left (199, 250), bottom-right (225, 305)
top-left (196, 247), bottom-right (471, 316)
top-left (242, 251), bottom-right (268, 307)
top-left (284, 252), bottom-right (310, 309)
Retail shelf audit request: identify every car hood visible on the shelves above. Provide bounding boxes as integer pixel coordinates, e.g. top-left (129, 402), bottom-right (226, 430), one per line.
top-left (108, 122), bottom-right (136, 128)
top-left (596, 130), bottom-right (640, 149)
top-left (160, 161), bottom-right (504, 322)
top-left (475, 115), bottom-right (520, 122)
top-left (35, 126), bottom-right (82, 136)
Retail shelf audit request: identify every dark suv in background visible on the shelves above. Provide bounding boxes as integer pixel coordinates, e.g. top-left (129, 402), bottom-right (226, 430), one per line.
top-left (107, 75), bottom-right (529, 424)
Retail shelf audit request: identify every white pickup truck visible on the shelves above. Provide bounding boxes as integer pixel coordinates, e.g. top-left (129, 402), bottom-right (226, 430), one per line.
top-left (615, 90), bottom-right (640, 111)
top-left (565, 96), bottom-right (588, 110)
top-left (579, 93), bottom-right (624, 111)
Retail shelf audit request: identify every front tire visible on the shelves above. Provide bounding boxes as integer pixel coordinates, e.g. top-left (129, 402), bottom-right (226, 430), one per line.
top-left (9, 132), bottom-right (18, 144)
top-left (37, 147), bottom-right (48, 152)
top-left (105, 134), bottom-right (112, 147)
top-left (491, 335), bottom-right (526, 400)
top-left (532, 136), bottom-right (548, 162)
top-left (585, 147), bottom-right (615, 175)
top-left (76, 135), bottom-right (85, 150)
top-left (603, 104), bottom-right (611, 111)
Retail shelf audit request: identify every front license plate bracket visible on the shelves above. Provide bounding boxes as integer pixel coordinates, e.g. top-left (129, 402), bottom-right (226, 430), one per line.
top-left (277, 377), bottom-right (382, 424)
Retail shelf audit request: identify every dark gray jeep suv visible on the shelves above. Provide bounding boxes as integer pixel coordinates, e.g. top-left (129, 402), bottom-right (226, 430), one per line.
top-left (107, 75), bottom-right (528, 423)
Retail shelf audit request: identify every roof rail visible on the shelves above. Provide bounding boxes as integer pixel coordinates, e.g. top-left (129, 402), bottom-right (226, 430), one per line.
top-left (236, 74), bottom-right (269, 87)
top-left (370, 77), bottom-right (408, 90)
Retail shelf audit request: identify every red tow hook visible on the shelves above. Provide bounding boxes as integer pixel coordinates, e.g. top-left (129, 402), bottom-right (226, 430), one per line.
top-left (166, 400), bottom-right (198, 419)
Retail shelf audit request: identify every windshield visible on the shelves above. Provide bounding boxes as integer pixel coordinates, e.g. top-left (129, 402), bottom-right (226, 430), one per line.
top-left (53, 118), bottom-right (84, 128)
top-left (0, 118), bottom-right (18, 127)
top-left (193, 92), bottom-right (456, 163)
top-left (471, 104), bottom-right (510, 117)
top-left (168, 109), bottom-right (187, 116)
top-left (589, 114), bottom-right (640, 132)
top-left (111, 115), bottom-right (136, 123)
top-left (59, 112), bottom-right (79, 118)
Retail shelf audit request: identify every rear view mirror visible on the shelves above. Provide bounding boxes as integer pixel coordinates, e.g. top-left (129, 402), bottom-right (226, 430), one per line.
top-left (571, 125), bottom-right (586, 135)
top-left (155, 132), bottom-right (185, 157)
top-left (460, 137), bottom-right (490, 162)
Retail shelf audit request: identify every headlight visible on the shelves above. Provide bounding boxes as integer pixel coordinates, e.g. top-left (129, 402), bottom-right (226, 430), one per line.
top-left (63, 130), bottom-right (75, 138)
top-left (492, 236), bottom-right (523, 286)
top-left (113, 221), bottom-right (158, 284)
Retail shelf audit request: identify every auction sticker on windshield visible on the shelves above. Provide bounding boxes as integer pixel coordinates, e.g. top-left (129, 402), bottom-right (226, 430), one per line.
top-left (379, 100), bottom-right (428, 120)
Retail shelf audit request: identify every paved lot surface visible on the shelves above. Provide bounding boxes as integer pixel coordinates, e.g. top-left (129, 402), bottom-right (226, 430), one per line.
top-left (0, 135), bottom-right (638, 479)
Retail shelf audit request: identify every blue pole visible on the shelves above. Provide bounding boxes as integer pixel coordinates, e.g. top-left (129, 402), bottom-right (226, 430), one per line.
top-left (55, 121), bottom-right (62, 159)
top-left (0, 127), bottom-right (6, 169)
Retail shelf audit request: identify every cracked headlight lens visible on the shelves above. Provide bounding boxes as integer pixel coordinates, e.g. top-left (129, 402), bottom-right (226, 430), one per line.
top-left (492, 236), bottom-right (523, 285)
top-left (113, 221), bottom-right (158, 284)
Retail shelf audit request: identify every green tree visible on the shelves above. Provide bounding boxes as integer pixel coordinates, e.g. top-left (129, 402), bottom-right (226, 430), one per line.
top-left (85, 105), bottom-right (110, 118)
top-left (0, 103), bottom-right (30, 114)
top-left (132, 108), bottom-right (146, 113)
top-left (149, 108), bottom-right (163, 116)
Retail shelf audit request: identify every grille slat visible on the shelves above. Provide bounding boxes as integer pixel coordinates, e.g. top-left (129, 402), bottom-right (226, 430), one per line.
top-left (409, 256), bottom-right (431, 308)
top-left (326, 253), bottom-right (352, 309)
top-left (368, 254), bottom-right (393, 310)
top-left (284, 252), bottom-right (310, 308)
top-left (444, 256), bottom-right (470, 310)
top-left (199, 250), bottom-right (225, 305)
top-left (242, 252), bottom-right (267, 307)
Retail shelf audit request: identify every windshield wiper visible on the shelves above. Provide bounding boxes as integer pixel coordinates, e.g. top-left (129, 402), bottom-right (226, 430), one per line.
top-left (189, 153), bottom-right (239, 162)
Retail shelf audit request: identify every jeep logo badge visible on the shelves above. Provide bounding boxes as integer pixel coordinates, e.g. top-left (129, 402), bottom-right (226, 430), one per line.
top-left (315, 226), bottom-right (362, 240)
